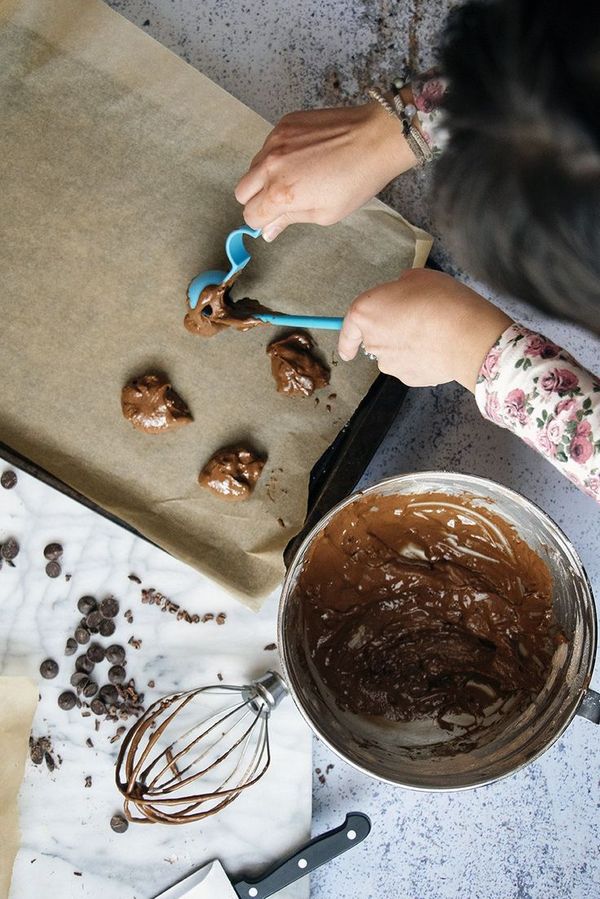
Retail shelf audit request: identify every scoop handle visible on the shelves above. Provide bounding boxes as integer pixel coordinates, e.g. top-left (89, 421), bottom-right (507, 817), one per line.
top-left (233, 812), bottom-right (371, 899)
top-left (256, 313), bottom-right (344, 330)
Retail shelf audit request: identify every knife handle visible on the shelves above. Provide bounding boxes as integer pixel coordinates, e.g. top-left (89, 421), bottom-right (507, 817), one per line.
top-left (233, 812), bottom-right (371, 899)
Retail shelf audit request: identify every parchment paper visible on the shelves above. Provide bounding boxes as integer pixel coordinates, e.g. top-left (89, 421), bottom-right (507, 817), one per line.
top-left (0, 677), bottom-right (37, 899)
top-left (0, 0), bottom-right (432, 606)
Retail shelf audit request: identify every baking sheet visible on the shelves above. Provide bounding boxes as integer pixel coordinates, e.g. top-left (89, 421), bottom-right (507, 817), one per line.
top-left (0, 0), bottom-right (432, 606)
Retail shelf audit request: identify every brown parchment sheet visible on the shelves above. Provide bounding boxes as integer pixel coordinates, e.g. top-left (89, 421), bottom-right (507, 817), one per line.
top-left (0, 0), bottom-right (432, 607)
top-left (0, 677), bottom-right (37, 899)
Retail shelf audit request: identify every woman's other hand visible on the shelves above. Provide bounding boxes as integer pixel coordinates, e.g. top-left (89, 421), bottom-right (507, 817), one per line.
top-left (235, 103), bottom-right (415, 242)
top-left (338, 269), bottom-right (513, 392)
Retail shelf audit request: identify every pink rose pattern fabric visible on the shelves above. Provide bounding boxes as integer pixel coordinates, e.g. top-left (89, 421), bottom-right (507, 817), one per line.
top-left (475, 324), bottom-right (600, 501)
top-left (410, 71), bottom-right (449, 157)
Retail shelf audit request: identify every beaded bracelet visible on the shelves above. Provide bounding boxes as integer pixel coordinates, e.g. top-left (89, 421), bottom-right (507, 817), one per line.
top-left (367, 85), bottom-right (433, 168)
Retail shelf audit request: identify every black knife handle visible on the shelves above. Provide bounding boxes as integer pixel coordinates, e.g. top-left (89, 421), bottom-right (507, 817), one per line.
top-left (233, 812), bottom-right (371, 899)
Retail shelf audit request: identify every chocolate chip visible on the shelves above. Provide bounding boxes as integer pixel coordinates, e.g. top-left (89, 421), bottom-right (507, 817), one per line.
top-left (216, 612), bottom-right (227, 625)
top-left (29, 741), bottom-right (44, 765)
top-left (1, 470), bottom-right (17, 489)
top-left (90, 698), bottom-right (106, 716)
top-left (105, 645), bottom-right (125, 665)
top-left (65, 637), bottom-right (78, 656)
top-left (87, 643), bottom-right (105, 664)
top-left (40, 658), bottom-right (59, 679)
top-left (58, 691), bottom-right (76, 710)
top-left (99, 684), bottom-right (118, 705)
top-left (110, 814), bottom-right (129, 834)
top-left (45, 561), bottom-right (61, 578)
top-left (86, 610), bottom-right (103, 629)
top-left (70, 671), bottom-right (88, 688)
top-left (77, 595), bottom-right (97, 615)
top-left (84, 776), bottom-right (92, 788)
top-left (43, 542), bottom-right (63, 561)
top-left (128, 574), bottom-right (141, 584)
top-left (75, 654), bottom-right (94, 674)
top-left (99, 597), bottom-right (119, 618)
top-left (75, 626), bottom-right (90, 645)
top-left (99, 618), bottom-right (116, 637)
top-left (82, 680), bottom-right (98, 698)
top-left (45, 752), bottom-right (55, 773)
top-left (108, 665), bottom-right (126, 684)
top-left (1, 538), bottom-right (20, 560)
top-left (263, 643), bottom-right (277, 651)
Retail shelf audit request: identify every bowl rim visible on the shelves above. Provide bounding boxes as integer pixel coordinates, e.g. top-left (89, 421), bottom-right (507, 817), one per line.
top-left (277, 470), bottom-right (597, 791)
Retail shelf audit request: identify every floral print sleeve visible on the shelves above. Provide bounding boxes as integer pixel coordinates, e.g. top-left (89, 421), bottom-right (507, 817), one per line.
top-left (475, 323), bottom-right (600, 501)
top-left (410, 71), bottom-right (449, 158)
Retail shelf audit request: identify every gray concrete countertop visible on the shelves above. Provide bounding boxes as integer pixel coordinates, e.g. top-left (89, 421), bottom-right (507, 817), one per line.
top-left (107, 2), bottom-right (600, 896)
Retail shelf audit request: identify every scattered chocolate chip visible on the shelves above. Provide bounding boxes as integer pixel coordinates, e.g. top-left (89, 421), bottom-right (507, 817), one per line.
top-left (70, 671), bottom-right (88, 688)
top-left (110, 814), bottom-right (129, 834)
top-left (45, 752), bottom-right (55, 773)
top-left (65, 637), bottom-right (78, 656)
top-left (318, 773), bottom-right (326, 785)
top-left (5, 559), bottom-right (14, 568)
top-left (1, 470), bottom-right (17, 489)
top-left (326, 764), bottom-right (334, 773)
top-left (106, 645), bottom-right (125, 665)
top-left (40, 658), bottom-right (59, 679)
top-left (2, 538), bottom-right (20, 560)
top-left (128, 636), bottom-right (142, 650)
top-left (99, 684), bottom-right (118, 705)
top-left (65, 573), bottom-right (72, 582)
top-left (94, 718), bottom-right (100, 731)
top-left (43, 542), bottom-right (63, 561)
top-left (85, 610), bottom-right (103, 629)
top-left (216, 612), bottom-right (227, 625)
top-left (75, 626), bottom-right (90, 645)
top-left (264, 643), bottom-right (277, 651)
top-left (128, 574), bottom-right (141, 584)
top-left (108, 665), bottom-right (126, 684)
top-left (217, 672), bottom-right (224, 682)
top-left (84, 776), bottom-right (92, 788)
top-left (45, 561), bottom-right (61, 578)
top-left (99, 618), bottom-right (116, 637)
top-left (74, 871), bottom-right (82, 877)
top-left (58, 691), bottom-right (77, 710)
top-left (110, 725), bottom-right (127, 744)
top-left (29, 739), bottom-right (44, 765)
top-left (124, 609), bottom-right (134, 624)
top-left (91, 698), bottom-right (106, 716)
top-left (77, 595), bottom-right (97, 615)
top-left (85, 737), bottom-right (94, 749)
top-left (86, 643), bottom-right (105, 664)
top-left (147, 679), bottom-right (155, 689)
top-left (83, 680), bottom-right (98, 698)
top-left (202, 613), bottom-right (214, 623)
top-left (100, 596), bottom-right (119, 618)
top-left (75, 654), bottom-right (94, 674)
top-left (277, 518), bottom-right (285, 528)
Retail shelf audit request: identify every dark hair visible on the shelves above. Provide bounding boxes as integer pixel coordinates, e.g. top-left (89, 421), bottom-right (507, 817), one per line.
top-left (434, 0), bottom-right (600, 332)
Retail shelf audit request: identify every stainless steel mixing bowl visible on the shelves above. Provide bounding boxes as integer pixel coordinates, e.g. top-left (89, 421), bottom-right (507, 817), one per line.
top-left (278, 472), bottom-right (600, 790)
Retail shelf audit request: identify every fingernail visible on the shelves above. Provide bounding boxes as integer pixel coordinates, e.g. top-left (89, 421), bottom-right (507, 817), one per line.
top-left (262, 226), bottom-right (280, 243)
top-left (337, 351), bottom-right (349, 362)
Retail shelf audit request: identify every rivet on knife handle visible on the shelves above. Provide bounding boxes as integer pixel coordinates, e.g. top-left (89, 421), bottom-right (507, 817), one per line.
top-left (233, 812), bottom-right (371, 899)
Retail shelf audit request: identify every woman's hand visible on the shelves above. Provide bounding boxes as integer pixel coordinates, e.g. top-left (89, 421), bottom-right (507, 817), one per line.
top-left (234, 103), bottom-right (416, 242)
top-left (338, 269), bottom-right (513, 392)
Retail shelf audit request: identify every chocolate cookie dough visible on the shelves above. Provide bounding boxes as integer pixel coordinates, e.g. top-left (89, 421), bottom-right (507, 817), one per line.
top-left (298, 492), bottom-right (565, 735)
top-left (199, 446), bottom-right (266, 501)
top-left (184, 283), bottom-right (268, 337)
top-left (121, 373), bottom-right (192, 435)
top-left (267, 332), bottom-right (330, 397)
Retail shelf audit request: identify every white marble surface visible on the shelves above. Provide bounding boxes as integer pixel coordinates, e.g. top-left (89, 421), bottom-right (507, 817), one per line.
top-left (0, 465), bottom-right (312, 899)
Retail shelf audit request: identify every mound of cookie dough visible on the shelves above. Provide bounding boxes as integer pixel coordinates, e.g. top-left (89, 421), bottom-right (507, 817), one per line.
top-left (199, 446), bottom-right (265, 501)
top-left (184, 283), bottom-right (268, 337)
top-left (121, 373), bottom-right (192, 434)
top-left (267, 332), bottom-right (330, 397)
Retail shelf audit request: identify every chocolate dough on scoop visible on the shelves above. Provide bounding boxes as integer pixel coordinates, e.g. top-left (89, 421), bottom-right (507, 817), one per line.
top-left (184, 282), bottom-right (270, 337)
top-left (199, 446), bottom-right (266, 501)
top-left (121, 373), bottom-right (192, 434)
top-left (267, 332), bottom-right (330, 397)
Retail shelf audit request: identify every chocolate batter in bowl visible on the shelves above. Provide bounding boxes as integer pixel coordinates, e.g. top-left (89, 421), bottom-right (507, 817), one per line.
top-left (278, 473), bottom-right (599, 790)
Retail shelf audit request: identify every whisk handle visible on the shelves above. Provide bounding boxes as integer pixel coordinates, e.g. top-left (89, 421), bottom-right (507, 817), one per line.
top-left (233, 812), bottom-right (371, 899)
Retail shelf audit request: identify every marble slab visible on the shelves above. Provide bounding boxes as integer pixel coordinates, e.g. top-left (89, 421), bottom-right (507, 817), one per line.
top-left (0, 462), bottom-right (312, 899)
